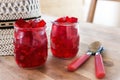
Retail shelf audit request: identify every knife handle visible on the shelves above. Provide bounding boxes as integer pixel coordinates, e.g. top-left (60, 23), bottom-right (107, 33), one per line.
top-left (95, 53), bottom-right (105, 78)
top-left (67, 53), bottom-right (91, 71)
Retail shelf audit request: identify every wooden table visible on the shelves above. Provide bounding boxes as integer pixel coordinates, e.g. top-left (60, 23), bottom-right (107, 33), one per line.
top-left (0, 15), bottom-right (120, 80)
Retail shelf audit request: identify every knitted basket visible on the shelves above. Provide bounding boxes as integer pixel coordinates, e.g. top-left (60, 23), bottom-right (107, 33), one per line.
top-left (0, 0), bottom-right (41, 28)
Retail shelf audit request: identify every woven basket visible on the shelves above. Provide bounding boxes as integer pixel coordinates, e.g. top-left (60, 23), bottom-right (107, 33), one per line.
top-left (0, 0), bottom-right (41, 28)
top-left (0, 0), bottom-right (41, 56)
top-left (0, 28), bottom-right (14, 55)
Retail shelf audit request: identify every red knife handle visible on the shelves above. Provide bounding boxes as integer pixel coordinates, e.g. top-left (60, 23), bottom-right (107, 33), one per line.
top-left (67, 53), bottom-right (91, 71)
top-left (95, 53), bottom-right (105, 78)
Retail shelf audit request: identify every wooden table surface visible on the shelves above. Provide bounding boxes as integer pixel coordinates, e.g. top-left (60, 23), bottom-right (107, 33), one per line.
top-left (0, 15), bottom-right (120, 80)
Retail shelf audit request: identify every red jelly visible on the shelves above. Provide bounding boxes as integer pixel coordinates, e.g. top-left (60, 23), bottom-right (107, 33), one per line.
top-left (14, 19), bottom-right (48, 68)
top-left (50, 16), bottom-right (80, 59)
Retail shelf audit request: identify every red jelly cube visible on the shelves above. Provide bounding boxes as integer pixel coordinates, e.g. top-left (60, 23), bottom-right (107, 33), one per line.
top-left (55, 17), bottom-right (66, 22)
top-left (69, 17), bottom-right (78, 23)
top-left (23, 23), bottom-right (31, 28)
top-left (65, 16), bottom-right (70, 22)
top-left (28, 19), bottom-right (37, 28)
top-left (15, 18), bottom-right (27, 28)
top-left (36, 19), bottom-right (46, 28)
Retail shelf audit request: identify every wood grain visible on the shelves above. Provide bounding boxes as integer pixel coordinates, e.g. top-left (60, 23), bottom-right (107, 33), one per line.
top-left (0, 15), bottom-right (120, 80)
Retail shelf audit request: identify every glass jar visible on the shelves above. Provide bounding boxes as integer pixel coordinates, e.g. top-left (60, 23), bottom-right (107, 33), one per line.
top-left (14, 26), bottom-right (48, 68)
top-left (50, 22), bottom-right (80, 59)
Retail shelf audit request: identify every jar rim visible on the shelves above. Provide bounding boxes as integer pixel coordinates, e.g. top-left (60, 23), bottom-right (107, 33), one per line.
top-left (52, 21), bottom-right (78, 26)
top-left (14, 25), bottom-right (46, 31)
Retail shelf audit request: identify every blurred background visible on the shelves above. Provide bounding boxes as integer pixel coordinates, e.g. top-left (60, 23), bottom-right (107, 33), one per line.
top-left (40, 0), bottom-right (120, 27)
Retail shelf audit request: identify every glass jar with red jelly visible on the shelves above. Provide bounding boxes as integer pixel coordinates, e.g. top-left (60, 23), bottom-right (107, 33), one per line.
top-left (14, 19), bottom-right (48, 68)
top-left (50, 16), bottom-right (80, 59)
